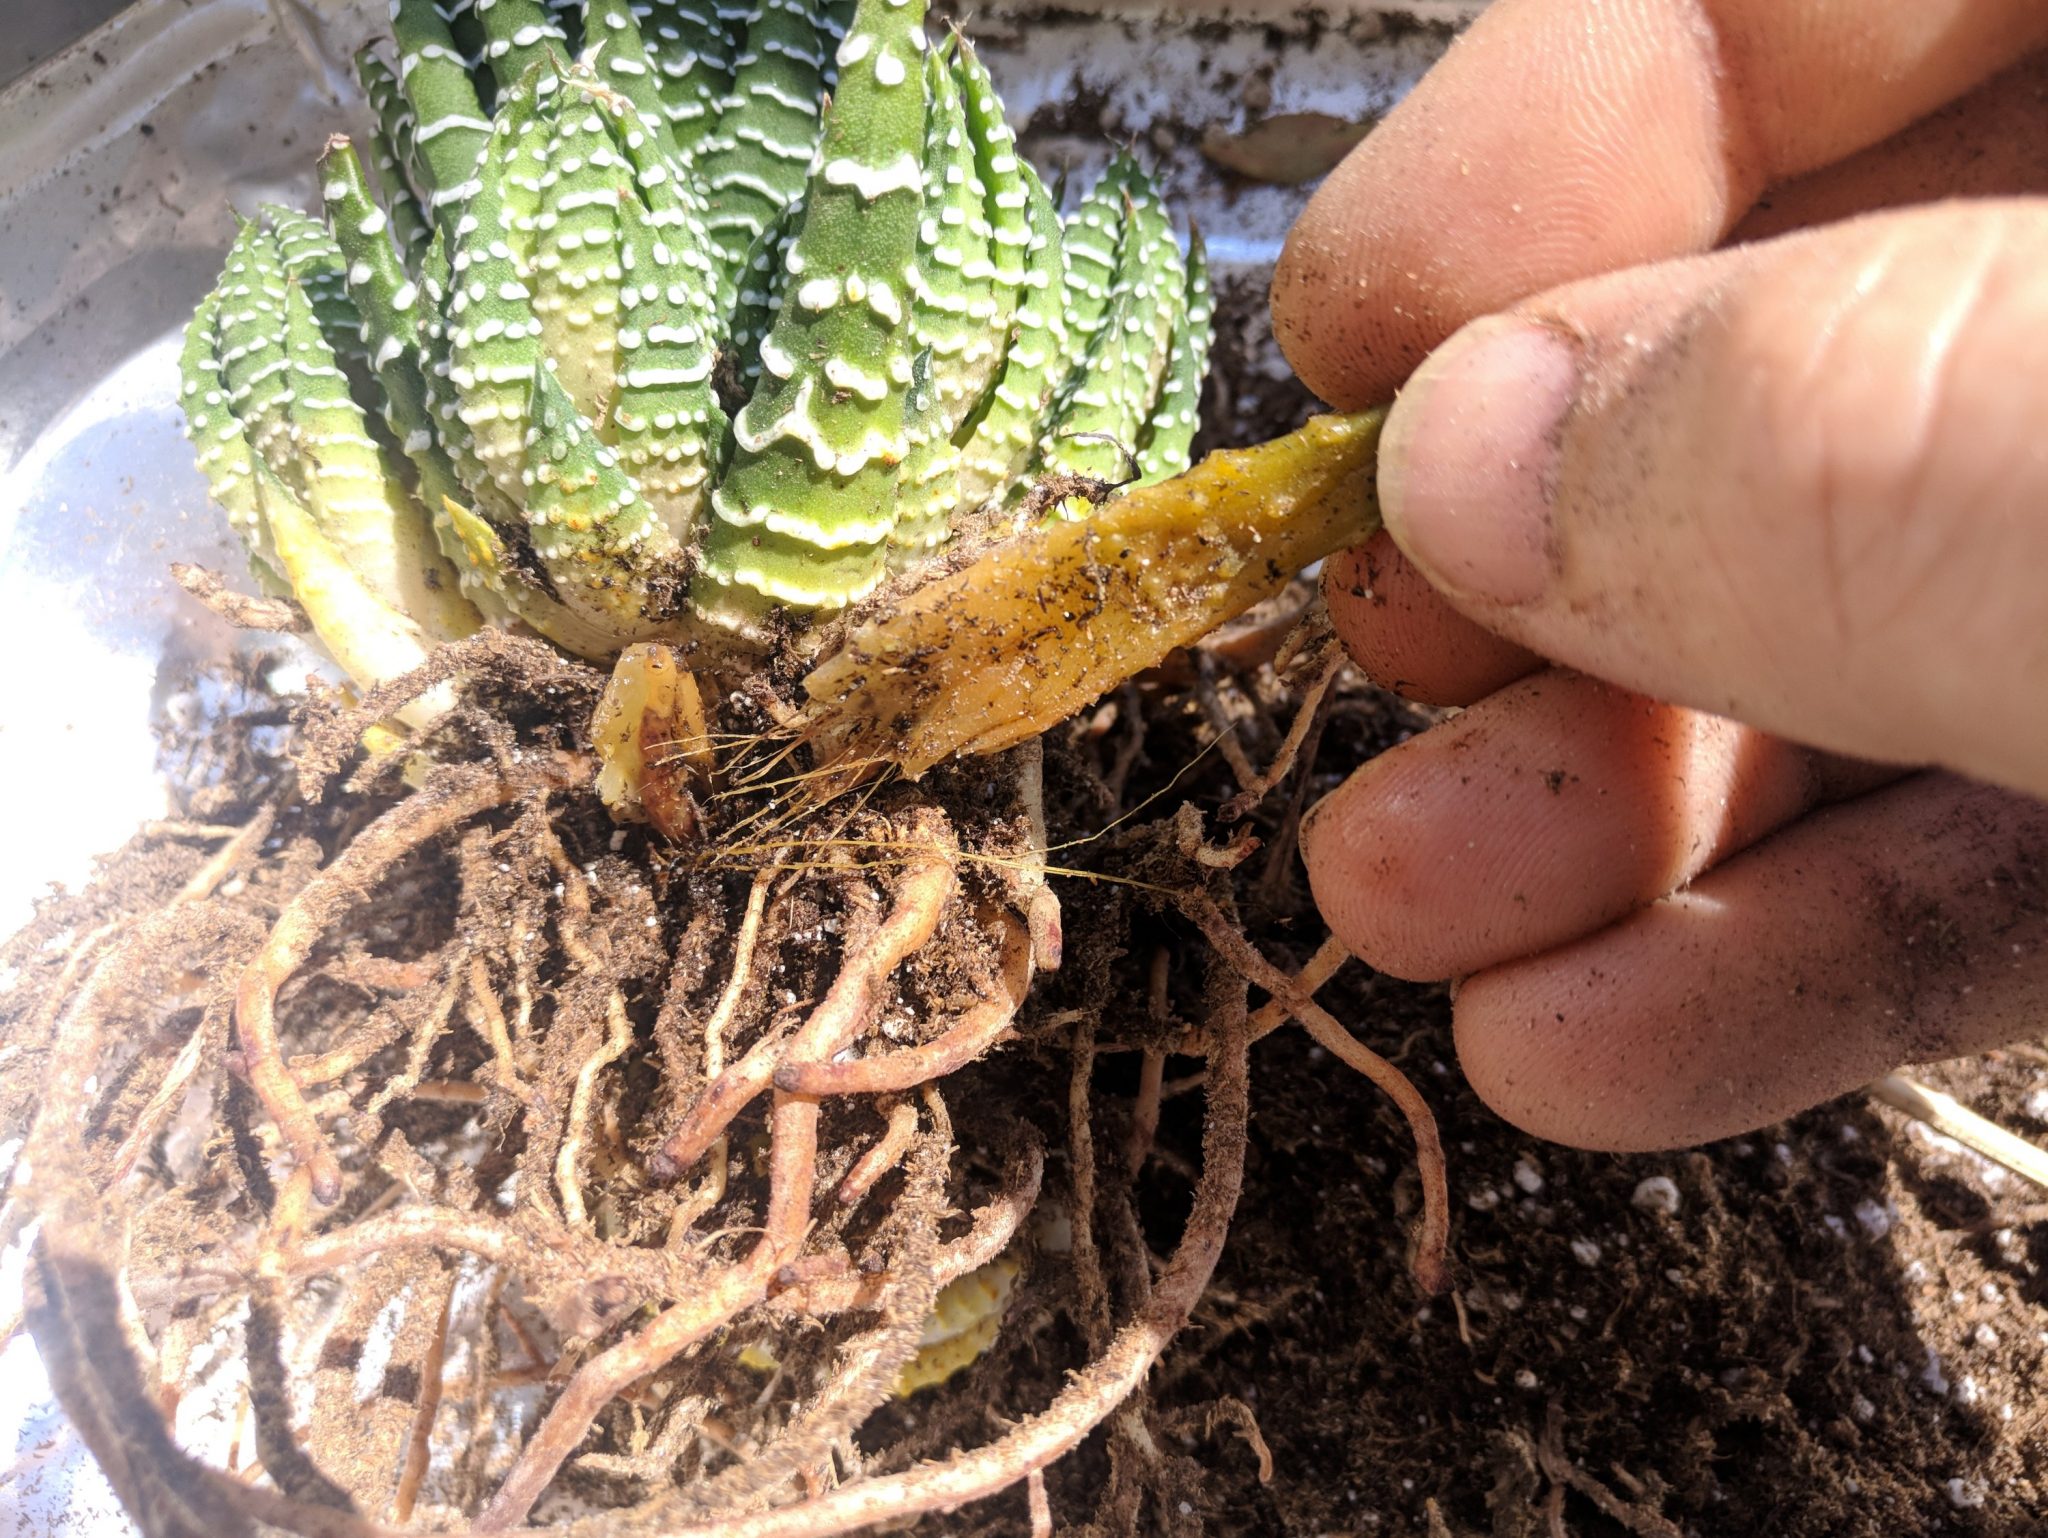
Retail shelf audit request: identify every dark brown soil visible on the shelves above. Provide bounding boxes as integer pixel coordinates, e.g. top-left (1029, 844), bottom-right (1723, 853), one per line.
top-left (1114, 993), bottom-right (2048, 1537)
top-left (845, 682), bottom-right (2048, 1538)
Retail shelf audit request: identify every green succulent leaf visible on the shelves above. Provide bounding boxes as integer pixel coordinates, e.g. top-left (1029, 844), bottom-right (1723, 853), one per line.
top-left (690, 0), bottom-right (930, 628)
top-left (640, 0), bottom-right (738, 159)
top-left (180, 218), bottom-right (478, 701)
top-left (389, 0), bottom-right (495, 234)
top-left (694, 0), bottom-right (834, 304)
top-left (472, 0), bottom-right (572, 96)
top-left (946, 159), bottom-right (1068, 512)
top-left (727, 190), bottom-right (805, 392)
top-left (1136, 226), bottom-right (1213, 485)
top-left (354, 48), bottom-right (434, 268)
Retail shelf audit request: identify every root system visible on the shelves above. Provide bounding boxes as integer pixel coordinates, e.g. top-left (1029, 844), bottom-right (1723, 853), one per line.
top-left (1, 605), bottom-right (1444, 1535)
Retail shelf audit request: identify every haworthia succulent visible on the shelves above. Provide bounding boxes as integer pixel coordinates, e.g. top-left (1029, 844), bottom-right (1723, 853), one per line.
top-left (187, 0), bottom-right (1213, 685)
top-left (638, 0), bottom-right (736, 158)
top-left (273, 275), bottom-right (474, 639)
top-left (321, 138), bottom-right (514, 625)
top-left (317, 142), bottom-right (438, 464)
top-left (887, 42), bottom-right (996, 557)
top-left (820, 0), bottom-right (859, 60)
top-left (440, 0), bottom-right (489, 92)
top-left (1051, 155), bottom-right (1128, 364)
top-left (415, 232), bottom-right (515, 534)
top-left (727, 191), bottom-right (804, 391)
top-left (252, 461), bottom-right (442, 715)
top-left (907, 43), bottom-right (995, 432)
top-left (531, 96), bottom-right (631, 413)
top-left (472, 0), bottom-right (571, 94)
top-left (389, 0), bottom-right (494, 233)
top-left (1120, 174), bottom-right (1191, 423)
top-left (1021, 155), bottom-right (1188, 505)
top-left (691, 0), bottom-right (929, 626)
top-left (180, 289), bottom-right (283, 587)
top-left (520, 359), bottom-right (688, 638)
top-left (446, 73), bottom-right (552, 510)
top-left (443, 68), bottom-right (726, 639)
top-left (545, 0), bottom-right (587, 53)
top-left (184, 219), bottom-right (478, 695)
top-left (947, 163), bottom-right (1067, 511)
top-left (579, 0), bottom-right (679, 164)
top-left (215, 222), bottom-right (300, 476)
top-left (949, 36), bottom-right (1027, 418)
top-left (591, 76), bottom-right (729, 540)
top-left (1136, 227), bottom-right (1211, 485)
top-left (264, 205), bottom-right (371, 374)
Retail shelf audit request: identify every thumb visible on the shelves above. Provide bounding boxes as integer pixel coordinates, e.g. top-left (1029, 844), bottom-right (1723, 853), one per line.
top-left (1376, 198), bottom-right (2048, 800)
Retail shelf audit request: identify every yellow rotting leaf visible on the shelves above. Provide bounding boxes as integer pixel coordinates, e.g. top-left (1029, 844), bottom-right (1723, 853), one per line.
top-left (895, 1257), bottom-right (1022, 1397)
top-left (804, 410), bottom-right (1385, 776)
top-left (259, 465), bottom-right (446, 728)
top-left (729, 1257), bottom-right (1020, 1395)
top-left (593, 642), bottom-right (713, 840)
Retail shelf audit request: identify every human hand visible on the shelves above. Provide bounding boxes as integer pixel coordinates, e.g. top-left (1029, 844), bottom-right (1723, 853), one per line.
top-left (1270, 0), bottom-right (2048, 1151)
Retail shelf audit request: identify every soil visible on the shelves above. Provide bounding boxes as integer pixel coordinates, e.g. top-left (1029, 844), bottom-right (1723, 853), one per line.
top-left (856, 691), bottom-right (2048, 1538)
top-left (1072, 981), bottom-right (2048, 1537)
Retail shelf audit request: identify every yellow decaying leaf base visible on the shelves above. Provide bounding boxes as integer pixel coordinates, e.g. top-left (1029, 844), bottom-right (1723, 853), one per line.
top-left (802, 410), bottom-right (1385, 777)
top-left (593, 642), bottom-right (715, 840)
top-left (895, 1257), bottom-right (1023, 1396)
top-left (734, 1256), bottom-right (1023, 1397)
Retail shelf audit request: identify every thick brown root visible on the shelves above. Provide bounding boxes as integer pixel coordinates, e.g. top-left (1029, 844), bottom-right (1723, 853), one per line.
top-left (604, 966), bottom-right (1252, 1538)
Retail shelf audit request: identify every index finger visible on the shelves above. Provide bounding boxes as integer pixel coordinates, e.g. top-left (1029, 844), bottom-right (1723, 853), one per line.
top-left (1272, 0), bottom-right (2048, 408)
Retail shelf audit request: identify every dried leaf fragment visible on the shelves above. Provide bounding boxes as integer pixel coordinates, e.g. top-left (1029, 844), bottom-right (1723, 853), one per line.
top-left (592, 642), bottom-right (713, 842)
top-left (1201, 111), bottom-right (1374, 185)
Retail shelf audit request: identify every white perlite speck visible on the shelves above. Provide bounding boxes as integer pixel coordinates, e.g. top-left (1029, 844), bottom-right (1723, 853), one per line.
top-left (1919, 1347), bottom-right (1951, 1397)
top-left (1630, 1175), bottom-right (1680, 1216)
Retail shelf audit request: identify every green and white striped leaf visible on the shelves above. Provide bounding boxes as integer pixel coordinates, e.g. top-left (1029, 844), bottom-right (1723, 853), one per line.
top-left (692, 0), bottom-right (929, 629)
top-left (1135, 225), bottom-right (1211, 485)
top-left (389, 0), bottom-right (495, 235)
top-left (693, 0), bottom-right (832, 304)
top-left (640, 0), bottom-right (737, 159)
top-left (354, 48), bottom-right (434, 268)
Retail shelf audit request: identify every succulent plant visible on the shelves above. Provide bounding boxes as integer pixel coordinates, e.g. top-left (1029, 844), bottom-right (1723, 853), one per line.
top-left (179, 0), bottom-right (1214, 696)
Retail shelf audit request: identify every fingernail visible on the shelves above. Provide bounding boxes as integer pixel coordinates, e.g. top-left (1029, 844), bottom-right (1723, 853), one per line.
top-left (1378, 315), bottom-right (1581, 607)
